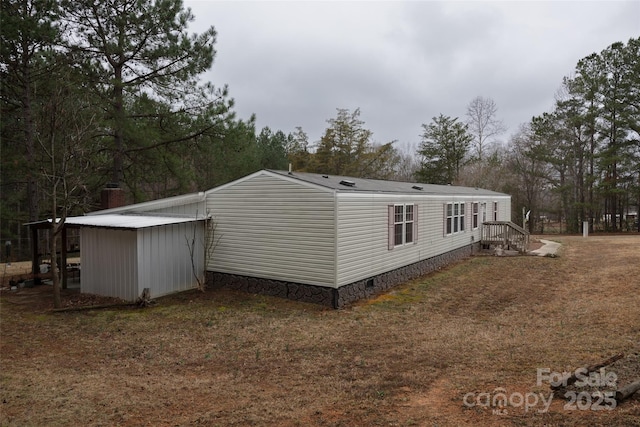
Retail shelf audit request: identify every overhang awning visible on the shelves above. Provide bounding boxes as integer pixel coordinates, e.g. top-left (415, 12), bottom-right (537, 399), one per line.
top-left (24, 214), bottom-right (207, 278)
top-left (26, 214), bottom-right (207, 230)
top-left (63, 214), bottom-right (207, 230)
top-left (23, 218), bottom-right (80, 229)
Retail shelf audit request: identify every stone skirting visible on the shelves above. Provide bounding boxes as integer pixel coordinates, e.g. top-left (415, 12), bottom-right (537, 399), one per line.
top-left (206, 272), bottom-right (336, 306)
top-left (207, 244), bottom-right (477, 308)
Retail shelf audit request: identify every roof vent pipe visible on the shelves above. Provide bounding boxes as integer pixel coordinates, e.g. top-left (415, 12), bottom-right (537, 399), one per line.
top-left (288, 163), bottom-right (292, 175)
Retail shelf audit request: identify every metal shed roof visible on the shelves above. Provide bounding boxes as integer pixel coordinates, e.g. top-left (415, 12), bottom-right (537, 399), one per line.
top-left (267, 170), bottom-right (508, 196)
top-left (66, 214), bottom-right (205, 229)
top-left (26, 214), bottom-right (205, 230)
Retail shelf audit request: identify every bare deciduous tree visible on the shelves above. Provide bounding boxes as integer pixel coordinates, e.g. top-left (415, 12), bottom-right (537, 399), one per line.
top-left (466, 96), bottom-right (506, 161)
top-left (506, 124), bottom-right (552, 233)
top-left (36, 73), bottom-right (97, 308)
top-left (186, 212), bottom-right (220, 292)
top-left (393, 143), bottom-right (421, 183)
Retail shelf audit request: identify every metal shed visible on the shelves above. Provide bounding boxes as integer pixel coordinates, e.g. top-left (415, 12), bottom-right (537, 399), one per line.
top-left (65, 214), bottom-right (206, 301)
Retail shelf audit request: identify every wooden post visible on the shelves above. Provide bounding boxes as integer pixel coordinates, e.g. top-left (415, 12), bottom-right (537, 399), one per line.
top-left (61, 226), bottom-right (68, 289)
top-left (31, 226), bottom-right (39, 276)
top-left (503, 223), bottom-right (508, 248)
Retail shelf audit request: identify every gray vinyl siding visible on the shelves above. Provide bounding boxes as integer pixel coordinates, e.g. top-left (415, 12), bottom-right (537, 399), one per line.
top-left (206, 172), bottom-right (336, 287)
top-left (336, 193), bottom-right (511, 287)
top-left (498, 198), bottom-right (511, 221)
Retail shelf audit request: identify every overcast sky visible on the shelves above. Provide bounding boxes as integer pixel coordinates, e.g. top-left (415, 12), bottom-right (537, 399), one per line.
top-left (185, 0), bottom-right (639, 151)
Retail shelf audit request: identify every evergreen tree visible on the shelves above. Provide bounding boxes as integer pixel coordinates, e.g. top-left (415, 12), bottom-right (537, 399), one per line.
top-left (1, 0), bottom-right (66, 258)
top-left (61, 0), bottom-right (232, 189)
top-left (510, 37), bottom-right (640, 232)
top-left (192, 117), bottom-right (263, 189)
top-left (312, 108), bottom-right (399, 178)
top-left (415, 114), bottom-right (472, 185)
top-left (286, 126), bottom-right (312, 172)
top-left (1, 0), bottom-right (61, 226)
top-left (256, 127), bottom-right (289, 170)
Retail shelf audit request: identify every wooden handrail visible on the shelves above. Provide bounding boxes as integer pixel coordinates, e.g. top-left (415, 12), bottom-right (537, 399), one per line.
top-left (481, 221), bottom-right (530, 253)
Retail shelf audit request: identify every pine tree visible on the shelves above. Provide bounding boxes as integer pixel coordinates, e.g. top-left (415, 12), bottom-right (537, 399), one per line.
top-left (1, 0), bottom-right (61, 225)
top-left (416, 115), bottom-right (472, 185)
top-left (312, 108), bottom-right (399, 178)
top-left (62, 0), bottom-right (231, 189)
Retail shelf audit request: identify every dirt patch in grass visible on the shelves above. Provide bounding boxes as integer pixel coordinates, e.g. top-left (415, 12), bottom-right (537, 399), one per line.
top-left (1, 235), bottom-right (639, 426)
top-left (1, 284), bottom-right (127, 312)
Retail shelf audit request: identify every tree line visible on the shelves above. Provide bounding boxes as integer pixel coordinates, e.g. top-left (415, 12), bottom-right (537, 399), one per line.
top-left (468, 38), bottom-right (639, 234)
top-left (2, 0), bottom-right (638, 263)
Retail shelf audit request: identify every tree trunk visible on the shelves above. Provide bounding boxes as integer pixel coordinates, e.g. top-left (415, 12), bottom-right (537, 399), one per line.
top-left (112, 65), bottom-right (124, 185)
top-left (50, 180), bottom-right (62, 309)
top-left (50, 223), bottom-right (61, 309)
top-left (550, 353), bottom-right (624, 390)
top-left (616, 380), bottom-right (640, 403)
top-left (20, 29), bottom-right (39, 223)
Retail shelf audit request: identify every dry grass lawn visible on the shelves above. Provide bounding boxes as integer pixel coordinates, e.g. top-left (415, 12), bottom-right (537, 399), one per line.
top-left (1, 235), bottom-right (639, 426)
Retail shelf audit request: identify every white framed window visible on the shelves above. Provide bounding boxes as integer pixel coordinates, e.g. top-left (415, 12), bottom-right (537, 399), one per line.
top-left (493, 202), bottom-right (498, 221)
top-left (453, 203), bottom-right (459, 233)
top-left (394, 205), bottom-right (404, 246)
top-left (444, 202), bottom-right (465, 236)
top-left (388, 204), bottom-right (417, 249)
top-left (472, 202), bottom-right (479, 229)
top-left (405, 204), bottom-right (414, 244)
top-left (446, 203), bottom-right (453, 235)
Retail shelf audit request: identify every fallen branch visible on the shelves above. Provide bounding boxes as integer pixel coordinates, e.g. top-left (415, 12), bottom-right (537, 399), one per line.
top-left (52, 303), bottom-right (135, 312)
top-left (551, 353), bottom-right (624, 390)
top-left (616, 380), bottom-right (640, 403)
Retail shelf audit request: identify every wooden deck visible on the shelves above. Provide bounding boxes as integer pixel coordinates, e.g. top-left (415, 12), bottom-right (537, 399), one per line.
top-left (481, 221), bottom-right (530, 253)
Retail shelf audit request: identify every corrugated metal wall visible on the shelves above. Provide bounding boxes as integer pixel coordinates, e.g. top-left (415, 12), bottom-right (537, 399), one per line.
top-left (136, 222), bottom-right (203, 298)
top-left (80, 222), bottom-right (203, 301)
top-left (81, 228), bottom-right (139, 301)
top-left (206, 172), bottom-right (336, 287)
top-left (335, 194), bottom-right (512, 287)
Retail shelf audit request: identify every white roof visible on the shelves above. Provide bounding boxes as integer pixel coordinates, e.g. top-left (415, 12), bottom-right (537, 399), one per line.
top-left (64, 214), bottom-right (205, 229)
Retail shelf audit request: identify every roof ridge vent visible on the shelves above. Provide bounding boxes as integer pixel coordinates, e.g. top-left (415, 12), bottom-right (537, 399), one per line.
top-left (339, 179), bottom-right (356, 187)
top-left (412, 185), bottom-right (423, 190)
